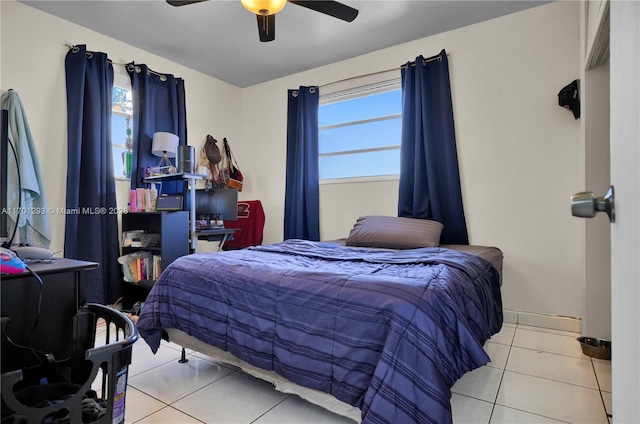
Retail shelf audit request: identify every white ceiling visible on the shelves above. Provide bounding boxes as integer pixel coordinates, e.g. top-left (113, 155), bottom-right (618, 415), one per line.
top-left (21, 0), bottom-right (550, 88)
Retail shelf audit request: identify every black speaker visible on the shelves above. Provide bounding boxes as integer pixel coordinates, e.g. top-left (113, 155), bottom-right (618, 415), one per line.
top-left (176, 145), bottom-right (195, 174)
top-left (155, 195), bottom-right (183, 211)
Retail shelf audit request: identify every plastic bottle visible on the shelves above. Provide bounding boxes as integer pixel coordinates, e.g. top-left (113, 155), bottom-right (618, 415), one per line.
top-left (144, 189), bottom-right (152, 212)
top-left (150, 184), bottom-right (158, 212)
top-left (130, 190), bottom-right (137, 213)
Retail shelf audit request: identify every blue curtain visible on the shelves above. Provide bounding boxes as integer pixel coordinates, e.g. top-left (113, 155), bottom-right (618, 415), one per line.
top-left (65, 45), bottom-right (120, 303)
top-left (398, 50), bottom-right (469, 245)
top-left (284, 86), bottom-right (320, 241)
top-left (126, 63), bottom-right (187, 194)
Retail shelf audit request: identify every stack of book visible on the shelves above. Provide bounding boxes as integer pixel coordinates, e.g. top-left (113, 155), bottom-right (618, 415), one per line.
top-left (118, 251), bottom-right (162, 283)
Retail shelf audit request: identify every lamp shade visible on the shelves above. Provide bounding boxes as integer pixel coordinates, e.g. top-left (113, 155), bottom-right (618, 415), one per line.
top-left (151, 132), bottom-right (179, 158)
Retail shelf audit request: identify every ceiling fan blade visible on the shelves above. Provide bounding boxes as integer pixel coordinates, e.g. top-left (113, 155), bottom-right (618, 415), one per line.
top-left (166, 0), bottom-right (208, 6)
top-left (288, 1), bottom-right (358, 22)
top-left (256, 14), bottom-right (276, 42)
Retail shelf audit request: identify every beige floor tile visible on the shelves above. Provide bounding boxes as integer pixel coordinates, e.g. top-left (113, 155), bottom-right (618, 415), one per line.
top-left (122, 387), bottom-right (166, 423)
top-left (484, 341), bottom-right (510, 369)
top-left (128, 355), bottom-right (235, 404)
top-left (592, 359), bottom-right (612, 392)
top-left (452, 365), bottom-right (503, 403)
top-left (489, 404), bottom-right (566, 423)
top-left (172, 371), bottom-right (289, 423)
top-left (506, 347), bottom-right (598, 389)
top-left (451, 393), bottom-right (493, 424)
top-left (496, 371), bottom-right (608, 423)
top-left (517, 324), bottom-right (580, 338)
top-left (512, 328), bottom-right (584, 358)
top-left (132, 406), bottom-right (204, 423)
top-left (601, 391), bottom-right (612, 417)
top-left (253, 395), bottom-right (356, 424)
top-left (128, 341), bottom-right (184, 377)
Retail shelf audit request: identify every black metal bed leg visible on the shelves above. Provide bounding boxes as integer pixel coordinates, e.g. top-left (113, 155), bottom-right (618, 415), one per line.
top-left (179, 347), bottom-right (189, 363)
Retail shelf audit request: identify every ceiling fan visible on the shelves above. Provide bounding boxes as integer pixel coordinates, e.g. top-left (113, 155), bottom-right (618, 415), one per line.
top-left (166, 0), bottom-right (358, 42)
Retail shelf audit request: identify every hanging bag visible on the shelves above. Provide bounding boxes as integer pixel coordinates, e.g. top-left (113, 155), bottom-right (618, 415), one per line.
top-left (203, 134), bottom-right (227, 188)
top-left (223, 138), bottom-right (244, 191)
top-left (204, 134), bottom-right (222, 164)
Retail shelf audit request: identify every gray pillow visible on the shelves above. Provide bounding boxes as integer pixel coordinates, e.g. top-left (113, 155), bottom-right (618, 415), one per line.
top-left (345, 216), bottom-right (444, 249)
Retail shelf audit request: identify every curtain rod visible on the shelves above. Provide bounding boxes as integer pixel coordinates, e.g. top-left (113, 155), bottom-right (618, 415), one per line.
top-left (319, 52), bottom-right (447, 89)
top-left (65, 43), bottom-right (170, 79)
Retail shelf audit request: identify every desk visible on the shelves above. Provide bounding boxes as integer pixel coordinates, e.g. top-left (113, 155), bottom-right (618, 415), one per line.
top-left (1, 258), bottom-right (99, 372)
top-left (144, 172), bottom-right (206, 253)
top-left (196, 227), bottom-right (239, 251)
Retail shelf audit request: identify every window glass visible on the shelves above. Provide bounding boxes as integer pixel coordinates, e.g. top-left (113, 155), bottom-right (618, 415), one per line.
top-left (319, 149), bottom-right (400, 180)
top-left (319, 83), bottom-right (401, 181)
top-left (112, 81), bottom-right (133, 180)
top-left (319, 117), bottom-right (401, 155)
top-left (319, 90), bottom-right (402, 127)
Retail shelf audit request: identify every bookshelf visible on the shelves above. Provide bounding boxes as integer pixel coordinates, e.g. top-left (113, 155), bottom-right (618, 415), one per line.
top-left (120, 211), bottom-right (189, 308)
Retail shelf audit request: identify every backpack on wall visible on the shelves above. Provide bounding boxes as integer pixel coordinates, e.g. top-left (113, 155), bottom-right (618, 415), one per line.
top-left (223, 138), bottom-right (243, 191)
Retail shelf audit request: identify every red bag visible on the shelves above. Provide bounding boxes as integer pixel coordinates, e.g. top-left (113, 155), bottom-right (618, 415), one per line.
top-left (223, 138), bottom-right (243, 191)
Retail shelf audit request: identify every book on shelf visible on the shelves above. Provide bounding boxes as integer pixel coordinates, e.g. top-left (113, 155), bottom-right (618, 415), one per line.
top-left (118, 251), bottom-right (161, 283)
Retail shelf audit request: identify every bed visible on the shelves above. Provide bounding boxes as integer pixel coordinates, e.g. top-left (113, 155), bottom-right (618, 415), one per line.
top-left (137, 216), bottom-right (503, 424)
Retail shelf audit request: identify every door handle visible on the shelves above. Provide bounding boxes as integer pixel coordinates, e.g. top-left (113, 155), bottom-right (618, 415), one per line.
top-left (571, 186), bottom-right (615, 223)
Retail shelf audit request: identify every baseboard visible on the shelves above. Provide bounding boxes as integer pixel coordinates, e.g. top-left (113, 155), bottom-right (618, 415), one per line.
top-left (503, 309), bottom-right (581, 333)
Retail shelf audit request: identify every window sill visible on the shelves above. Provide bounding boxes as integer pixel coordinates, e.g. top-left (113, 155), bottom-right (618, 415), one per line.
top-left (320, 175), bottom-right (399, 185)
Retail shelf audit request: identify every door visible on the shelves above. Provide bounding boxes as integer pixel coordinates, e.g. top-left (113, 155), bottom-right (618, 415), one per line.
top-left (610, 1), bottom-right (639, 421)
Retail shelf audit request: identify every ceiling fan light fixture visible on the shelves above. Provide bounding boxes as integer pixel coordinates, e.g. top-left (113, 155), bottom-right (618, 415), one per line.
top-left (241, 0), bottom-right (286, 15)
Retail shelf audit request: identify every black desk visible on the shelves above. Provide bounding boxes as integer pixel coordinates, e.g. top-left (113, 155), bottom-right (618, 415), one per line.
top-left (1, 258), bottom-right (99, 372)
top-left (196, 227), bottom-right (239, 251)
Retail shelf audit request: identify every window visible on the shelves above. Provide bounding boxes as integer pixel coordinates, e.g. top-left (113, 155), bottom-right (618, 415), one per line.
top-left (112, 73), bottom-right (133, 180)
top-left (319, 77), bottom-right (401, 182)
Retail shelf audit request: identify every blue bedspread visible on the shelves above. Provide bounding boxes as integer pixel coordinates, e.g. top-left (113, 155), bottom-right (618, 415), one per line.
top-left (137, 239), bottom-right (502, 423)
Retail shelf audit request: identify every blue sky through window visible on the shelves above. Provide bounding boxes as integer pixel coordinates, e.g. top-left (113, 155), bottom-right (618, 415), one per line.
top-left (112, 113), bottom-right (129, 178)
top-left (319, 90), bottom-right (401, 126)
top-left (319, 88), bottom-right (401, 179)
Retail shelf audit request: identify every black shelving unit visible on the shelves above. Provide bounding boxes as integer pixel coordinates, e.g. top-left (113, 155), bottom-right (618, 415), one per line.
top-left (120, 211), bottom-right (189, 309)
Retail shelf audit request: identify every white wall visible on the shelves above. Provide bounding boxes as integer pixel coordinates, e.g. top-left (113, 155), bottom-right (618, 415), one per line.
top-left (1, 1), bottom-right (242, 255)
top-left (2, 1), bottom-right (587, 320)
top-left (240, 1), bottom-right (584, 318)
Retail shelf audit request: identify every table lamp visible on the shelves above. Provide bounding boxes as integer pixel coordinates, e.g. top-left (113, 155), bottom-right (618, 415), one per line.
top-left (151, 132), bottom-right (179, 169)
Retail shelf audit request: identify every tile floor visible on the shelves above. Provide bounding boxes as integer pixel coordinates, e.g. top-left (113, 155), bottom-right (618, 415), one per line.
top-left (98, 322), bottom-right (612, 423)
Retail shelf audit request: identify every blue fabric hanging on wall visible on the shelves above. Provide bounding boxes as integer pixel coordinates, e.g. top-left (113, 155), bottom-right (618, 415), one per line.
top-left (0, 90), bottom-right (51, 248)
top-left (126, 63), bottom-right (187, 195)
top-left (398, 49), bottom-right (469, 245)
top-left (284, 86), bottom-right (320, 241)
top-left (65, 45), bottom-right (121, 303)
